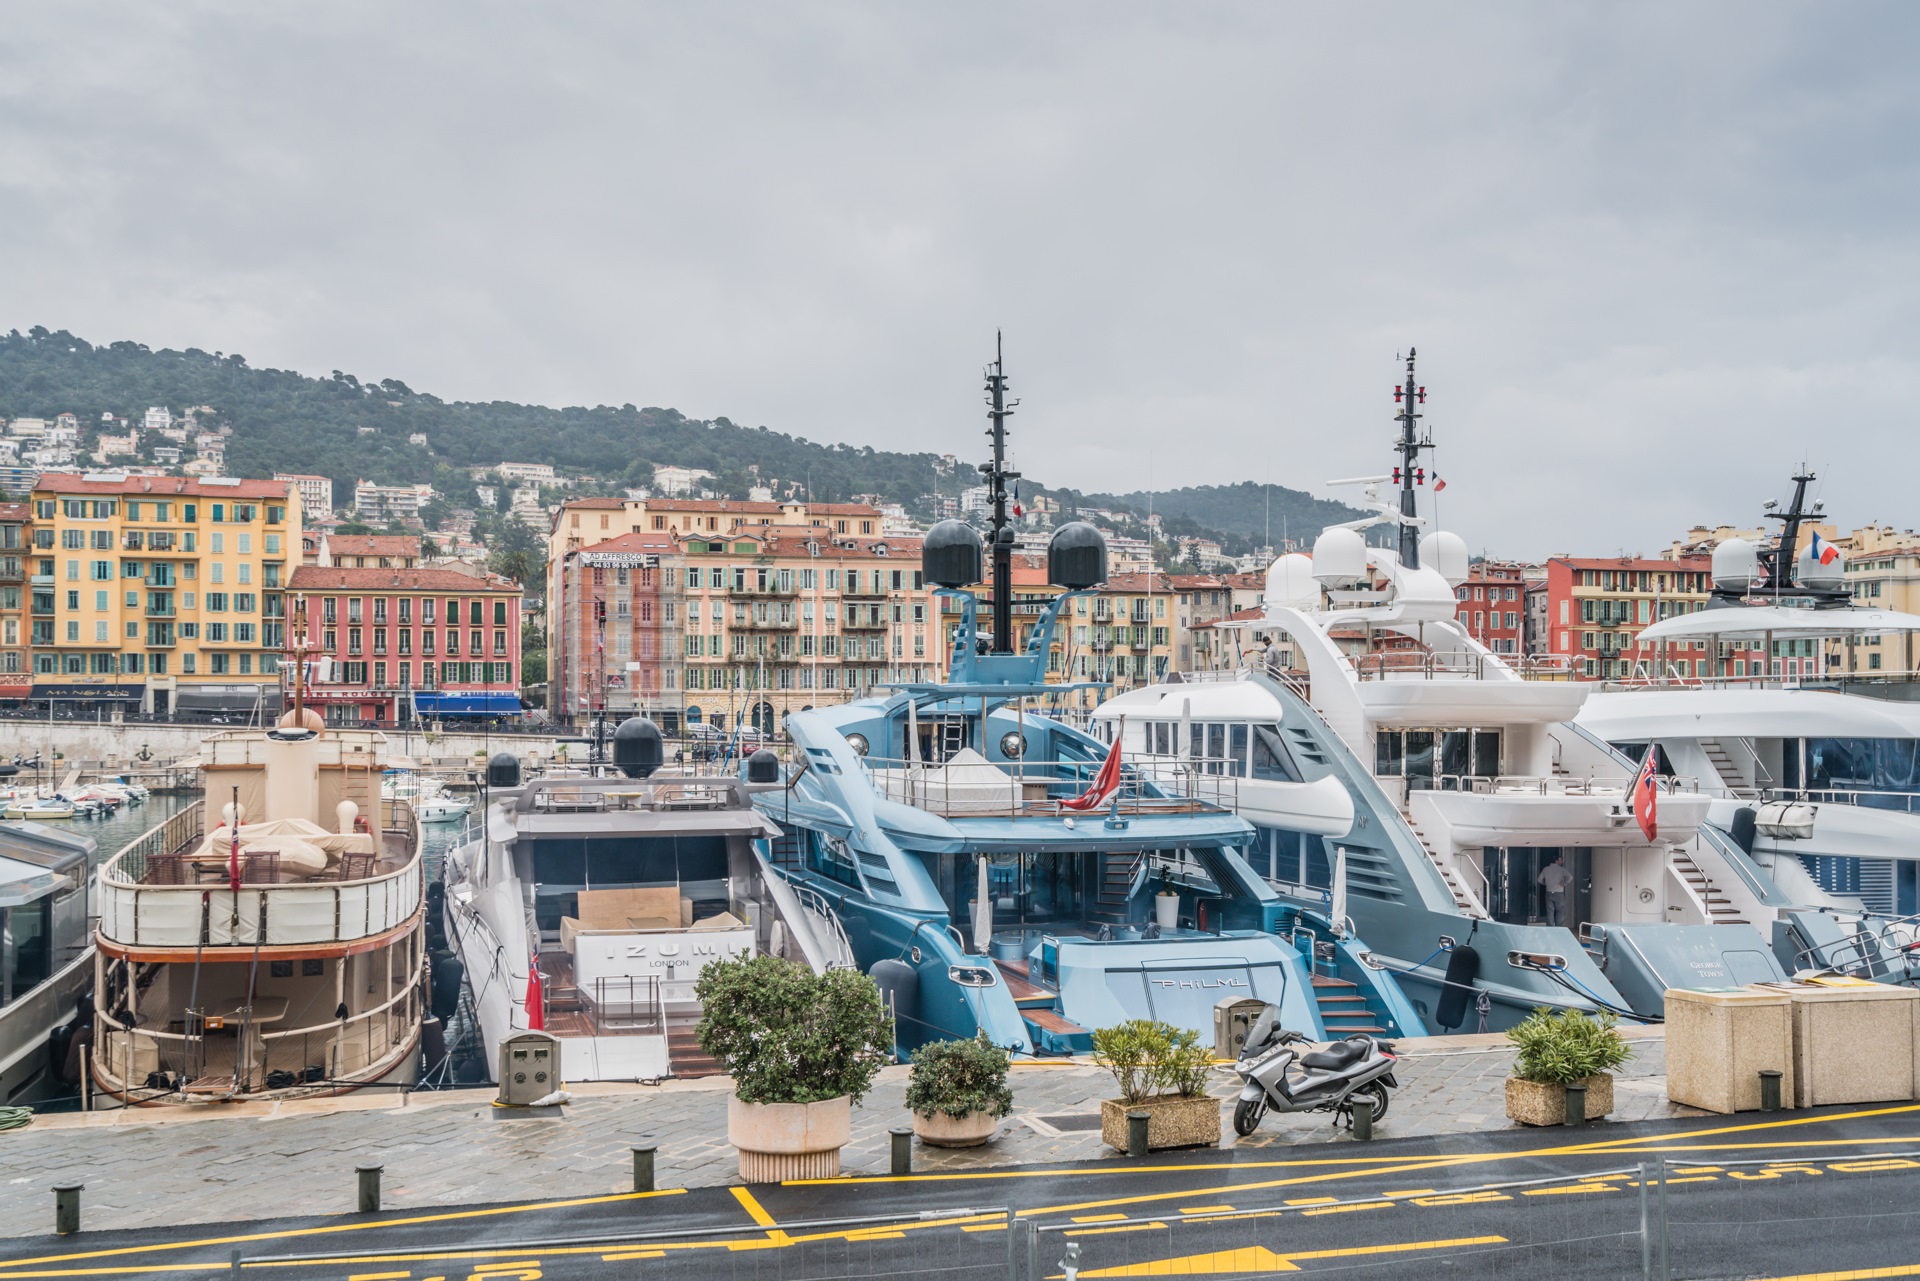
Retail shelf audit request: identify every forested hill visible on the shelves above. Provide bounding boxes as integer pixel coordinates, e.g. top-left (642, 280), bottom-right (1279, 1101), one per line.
top-left (1072, 482), bottom-right (1367, 546)
top-left (0, 328), bottom-right (1359, 548)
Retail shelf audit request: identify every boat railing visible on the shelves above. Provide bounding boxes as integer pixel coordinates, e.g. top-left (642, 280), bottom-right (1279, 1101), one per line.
top-left (1427, 773), bottom-right (1702, 797)
top-left (584, 974), bottom-right (664, 1032)
top-left (108, 800), bottom-right (208, 886)
top-left (95, 979), bottom-right (420, 1093)
top-left (1603, 668), bottom-right (1920, 693)
top-left (860, 754), bottom-right (1238, 816)
top-left (789, 882), bottom-right (858, 968)
top-left (98, 824), bottom-right (424, 948)
top-left (1791, 909), bottom-right (1920, 981)
top-left (1761, 786), bottom-right (1920, 814)
top-left (1348, 652), bottom-right (1577, 683)
top-left (526, 779), bottom-right (740, 814)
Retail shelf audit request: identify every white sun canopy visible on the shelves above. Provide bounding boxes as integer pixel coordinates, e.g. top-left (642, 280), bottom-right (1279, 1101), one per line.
top-left (1636, 605), bottom-right (1920, 643)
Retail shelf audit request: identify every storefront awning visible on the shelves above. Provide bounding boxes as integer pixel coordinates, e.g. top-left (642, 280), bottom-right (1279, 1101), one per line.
top-left (175, 685), bottom-right (282, 714)
top-left (411, 691), bottom-right (523, 716)
top-left (31, 683), bottom-right (144, 702)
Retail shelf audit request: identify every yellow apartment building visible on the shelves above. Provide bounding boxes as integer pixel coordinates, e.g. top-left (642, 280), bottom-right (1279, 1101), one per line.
top-left (27, 473), bottom-right (301, 715)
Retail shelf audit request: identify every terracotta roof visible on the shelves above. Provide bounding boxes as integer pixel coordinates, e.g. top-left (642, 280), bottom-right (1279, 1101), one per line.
top-left (1550, 555), bottom-right (1711, 570)
top-left (34, 472), bottom-right (293, 500)
top-left (646, 498), bottom-right (786, 514)
top-left (0, 502), bottom-right (28, 521)
top-left (289, 566), bottom-right (522, 592)
top-left (805, 502), bottom-right (885, 516)
top-left (1191, 607), bottom-right (1266, 629)
top-left (325, 534), bottom-right (420, 558)
top-left (562, 497), bottom-right (628, 510)
top-left (571, 531), bottom-right (679, 556)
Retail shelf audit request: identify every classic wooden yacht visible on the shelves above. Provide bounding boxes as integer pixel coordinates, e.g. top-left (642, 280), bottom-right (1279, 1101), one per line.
top-left (90, 600), bottom-right (427, 1104)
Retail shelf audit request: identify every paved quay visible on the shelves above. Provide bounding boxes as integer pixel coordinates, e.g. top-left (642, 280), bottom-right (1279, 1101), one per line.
top-left (0, 1028), bottom-right (1678, 1236)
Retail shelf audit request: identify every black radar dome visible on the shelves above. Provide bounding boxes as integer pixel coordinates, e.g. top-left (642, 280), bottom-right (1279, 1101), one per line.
top-left (1047, 521), bottom-right (1108, 590)
top-left (612, 716), bottom-right (665, 778)
top-left (923, 520), bottom-right (985, 589)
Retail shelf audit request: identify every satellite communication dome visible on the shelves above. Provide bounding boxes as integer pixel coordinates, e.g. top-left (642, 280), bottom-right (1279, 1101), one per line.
top-left (1711, 538), bottom-right (1760, 593)
top-left (922, 520), bottom-right (985, 589)
top-left (1795, 540), bottom-right (1846, 592)
top-left (1311, 527), bottom-right (1367, 587)
top-left (1047, 522), bottom-right (1109, 590)
top-left (1265, 553), bottom-right (1319, 611)
top-left (1419, 531), bottom-right (1470, 588)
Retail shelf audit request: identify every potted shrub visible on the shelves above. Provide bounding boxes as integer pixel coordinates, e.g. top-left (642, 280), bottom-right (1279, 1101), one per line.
top-left (1504, 1007), bottom-right (1635, 1126)
top-left (906, 1033), bottom-right (1014, 1147)
top-left (695, 954), bottom-right (894, 1181)
top-left (1094, 1019), bottom-right (1220, 1151)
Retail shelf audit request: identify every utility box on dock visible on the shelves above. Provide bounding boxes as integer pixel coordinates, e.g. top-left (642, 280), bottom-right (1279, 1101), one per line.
top-left (497, 1031), bottom-right (562, 1107)
top-left (1664, 987), bottom-right (1794, 1114)
top-left (1213, 997), bottom-right (1267, 1060)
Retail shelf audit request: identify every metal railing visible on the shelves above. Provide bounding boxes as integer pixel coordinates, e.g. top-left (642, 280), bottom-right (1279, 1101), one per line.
top-left (1428, 773), bottom-right (1702, 797)
top-left (585, 974), bottom-right (664, 1032)
top-left (1763, 784), bottom-right (1920, 814)
top-left (1349, 651), bottom-right (1578, 682)
top-left (860, 754), bottom-right (1237, 817)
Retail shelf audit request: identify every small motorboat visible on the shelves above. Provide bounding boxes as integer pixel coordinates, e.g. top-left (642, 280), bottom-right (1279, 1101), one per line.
top-left (4, 798), bottom-right (76, 820)
top-left (413, 794), bottom-right (473, 824)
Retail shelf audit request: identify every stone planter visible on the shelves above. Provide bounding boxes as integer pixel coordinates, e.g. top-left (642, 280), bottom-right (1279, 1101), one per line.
top-left (1505, 1073), bottom-right (1615, 1126)
top-left (1100, 1096), bottom-right (1221, 1151)
top-left (912, 1108), bottom-right (1000, 1148)
top-left (727, 1094), bottom-right (852, 1182)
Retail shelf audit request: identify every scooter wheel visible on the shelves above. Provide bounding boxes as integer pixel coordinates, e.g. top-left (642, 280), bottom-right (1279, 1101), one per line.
top-left (1354, 1080), bottom-right (1390, 1123)
top-left (1233, 1097), bottom-right (1265, 1137)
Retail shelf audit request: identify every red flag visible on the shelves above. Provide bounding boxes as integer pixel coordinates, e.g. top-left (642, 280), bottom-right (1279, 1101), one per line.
top-left (1628, 744), bottom-right (1659, 842)
top-left (525, 959), bottom-right (546, 1031)
top-left (1063, 735), bottom-right (1124, 811)
top-left (1433, 475), bottom-right (1448, 493)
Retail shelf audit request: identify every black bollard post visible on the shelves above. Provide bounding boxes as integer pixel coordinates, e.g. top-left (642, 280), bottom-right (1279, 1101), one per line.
top-left (631, 1144), bottom-right (657, 1193)
top-left (1126, 1110), bottom-right (1150, 1158)
top-left (53, 1183), bottom-right (83, 1236)
top-left (890, 1125), bottom-right (914, 1177)
top-left (1352, 1096), bottom-right (1374, 1141)
top-left (1759, 1069), bottom-right (1782, 1112)
top-left (356, 1163), bottom-right (383, 1214)
top-left (1564, 1083), bottom-right (1587, 1127)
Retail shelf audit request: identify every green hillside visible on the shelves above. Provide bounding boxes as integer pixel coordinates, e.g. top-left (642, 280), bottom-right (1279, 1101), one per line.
top-left (0, 327), bottom-right (1358, 551)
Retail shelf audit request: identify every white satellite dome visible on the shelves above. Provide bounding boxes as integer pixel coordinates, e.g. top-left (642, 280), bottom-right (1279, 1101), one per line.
top-left (1711, 538), bottom-right (1759, 593)
top-left (1419, 531), bottom-right (1470, 588)
top-left (1265, 553), bottom-right (1319, 610)
top-left (1795, 539), bottom-right (1845, 592)
top-left (1311, 527), bottom-right (1367, 587)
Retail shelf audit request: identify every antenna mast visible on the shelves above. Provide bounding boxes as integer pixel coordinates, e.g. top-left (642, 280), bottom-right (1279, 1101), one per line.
top-left (1392, 348), bottom-right (1430, 569)
top-left (1763, 469), bottom-right (1817, 601)
top-left (983, 332), bottom-right (1020, 654)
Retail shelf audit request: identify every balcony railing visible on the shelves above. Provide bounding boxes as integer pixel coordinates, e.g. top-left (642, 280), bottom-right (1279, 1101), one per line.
top-left (860, 755), bottom-right (1238, 818)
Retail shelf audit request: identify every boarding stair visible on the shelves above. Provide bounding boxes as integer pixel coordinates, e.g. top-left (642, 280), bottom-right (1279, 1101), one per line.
top-left (1672, 848), bottom-right (1749, 926)
top-left (1404, 817), bottom-right (1487, 918)
top-left (666, 1021), bottom-right (726, 1079)
top-left (994, 956), bottom-right (1093, 1054)
top-left (1699, 739), bottom-right (1758, 799)
top-left (1092, 851), bottom-right (1146, 923)
top-left (1311, 975), bottom-right (1387, 1037)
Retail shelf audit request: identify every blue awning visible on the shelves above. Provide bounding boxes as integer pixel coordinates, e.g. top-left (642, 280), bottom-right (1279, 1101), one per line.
top-left (411, 692), bottom-right (523, 716)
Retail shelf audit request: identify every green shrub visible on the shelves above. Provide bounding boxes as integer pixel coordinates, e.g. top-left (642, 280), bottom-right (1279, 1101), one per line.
top-left (1093, 1019), bottom-right (1213, 1103)
top-left (905, 1034), bottom-right (1014, 1121)
top-left (694, 954), bottom-right (894, 1106)
top-left (1506, 1007), bottom-right (1635, 1086)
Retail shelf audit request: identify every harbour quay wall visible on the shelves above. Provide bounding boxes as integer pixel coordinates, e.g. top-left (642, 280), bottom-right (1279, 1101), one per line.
top-left (0, 717), bottom-right (567, 773)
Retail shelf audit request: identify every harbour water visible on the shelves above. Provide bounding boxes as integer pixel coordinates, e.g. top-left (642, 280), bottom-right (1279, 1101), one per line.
top-left (60, 791), bottom-right (196, 866)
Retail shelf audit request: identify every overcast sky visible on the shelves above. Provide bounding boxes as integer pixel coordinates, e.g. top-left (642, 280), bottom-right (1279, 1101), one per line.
top-left (3, 3), bottom-right (1915, 555)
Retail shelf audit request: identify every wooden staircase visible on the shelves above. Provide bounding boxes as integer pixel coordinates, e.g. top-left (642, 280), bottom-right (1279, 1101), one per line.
top-left (666, 1023), bottom-right (726, 1079)
top-left (1093, 852), bottom-right (1145, 922)
top-left (1674, 849), bottom-right (1749, 926)
top-left (1405, 818), bottom-right (1485, 917)
top-left (1699, 740), bottom-right (1752, 797)
top-left (1312, 975), bottom-right (1384, 1036)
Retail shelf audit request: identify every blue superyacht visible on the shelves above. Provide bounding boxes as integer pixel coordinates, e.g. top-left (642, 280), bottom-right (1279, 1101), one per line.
top-left (750, 341), bottom-right (1419, 1056)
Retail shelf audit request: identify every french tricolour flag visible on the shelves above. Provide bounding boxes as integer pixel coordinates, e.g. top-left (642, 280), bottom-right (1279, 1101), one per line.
top-left (1811, 532), bottom-right (1840, 566)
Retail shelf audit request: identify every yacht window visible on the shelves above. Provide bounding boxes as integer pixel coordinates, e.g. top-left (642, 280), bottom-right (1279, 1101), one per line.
top-left (1253, 726), bottom-right (1303, 782)
top-left (2, 898), bottom-right (52, 1004)
top-left (806, 835), bottom-right (863, 890)
top-left (581, 837), bottom-right (679, 886)
top-left (1404, 731), bottom-right (1435, 787)
top-left (1441, 731), bottom-right (1471, 780)
top-left (530, 838), bottom-right (587, 886)
top-left (1229, 724), bottom-right (1249, 776)
top-left (1374, 731), bottom-right (1404, 778)
top-left (1205, 723), bottom-right (1227, 773)
top-left (1473, 731), bottom-right (1501, 777)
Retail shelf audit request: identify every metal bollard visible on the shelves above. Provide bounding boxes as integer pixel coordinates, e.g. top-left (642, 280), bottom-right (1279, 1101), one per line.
top-left (355, 1163), bottom-right (383, 1214)
top-left (1061, 1239), bottom-right (1082, 1281)
top-left (890, 1125), bottom-right (914, 1176)
top-left (1126, 1110), bottom-right (1150, 1158)
top-left (631, 1143), bottom-right (657, 1193)
top-left (1351, 1095), bottom-right (1374, 1141)
top-left (53, 1183), bottom-right (83, 1236)
top-left (1564, 1082), bottom-right (1587, 1126)
top-left (1759, 1069), bottom-right (1782, 1112)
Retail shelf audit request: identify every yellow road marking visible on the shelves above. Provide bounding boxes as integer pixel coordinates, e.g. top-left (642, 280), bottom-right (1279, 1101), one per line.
top-left (1179, 1205), bottom-right (1238, 1214)
top-left (1300, 1201), bottom-right (1393, 1217)
top-left (1384, 1188), bottom-right (1436, 1197)
top-left (348, 1274), bottom-right (411, 1280)
top-left (1067, 1223), bottom-right (1169, 1237)
top-left (1283, 1197), bottom-right (1337, 1206)
top-left (1072, 1234), bottom-right (1508, 1277)
top-left (1073, 1214), bottom-right (1130, 1223)
top-left (597, 1252), bottom-right (664, 1262)
top-left (963, 1224), bottom-right (1009, 1233)
top-left (0, 1188), bottom-right (687, 1271)
top-left (1755, 1266), bottom-right (1920, 1281)
top-left (728, 1186), bottom-right (790, 1245)
top-left (1522, 1183), bottom-right (1617, 1196)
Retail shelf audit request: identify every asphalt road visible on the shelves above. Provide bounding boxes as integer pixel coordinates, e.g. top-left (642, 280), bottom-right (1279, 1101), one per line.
top-left (7, 1102), bottom-right (1920, 1281)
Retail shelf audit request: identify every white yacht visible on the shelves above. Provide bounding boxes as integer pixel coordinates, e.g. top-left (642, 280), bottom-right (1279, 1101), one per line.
top-left (1092, 352), bottom-right (1785, 1031)
top-left (0, 818), bottom-right (95, 1104)
top-left (1577, 472), bottom-right (1920, 973)
top-left (440, 722), bottom-right (798, 1084)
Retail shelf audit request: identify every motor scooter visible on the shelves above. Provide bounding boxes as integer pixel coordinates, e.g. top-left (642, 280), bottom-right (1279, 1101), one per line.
top-left (1231, 1004), bottom-right (1399, 1135)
